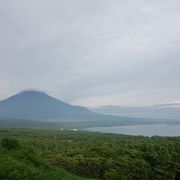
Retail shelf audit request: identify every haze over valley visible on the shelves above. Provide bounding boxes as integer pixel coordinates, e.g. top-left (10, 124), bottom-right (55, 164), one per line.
top-left (0, 90), bottom-right (179, 134)
top-left (90, 104), bottom-right (180, 120)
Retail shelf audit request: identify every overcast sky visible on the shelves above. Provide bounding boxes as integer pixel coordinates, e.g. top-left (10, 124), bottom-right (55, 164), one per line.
top-left (0, 0), bottom-right (180, 107)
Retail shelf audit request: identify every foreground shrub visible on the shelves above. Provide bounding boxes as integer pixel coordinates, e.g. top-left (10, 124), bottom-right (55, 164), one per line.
top-left (1, 137), bottom-right (20, 150)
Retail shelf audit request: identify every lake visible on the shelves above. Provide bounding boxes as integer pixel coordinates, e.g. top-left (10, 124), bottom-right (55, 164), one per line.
top-left (85, 124), bottom-right (180, 137)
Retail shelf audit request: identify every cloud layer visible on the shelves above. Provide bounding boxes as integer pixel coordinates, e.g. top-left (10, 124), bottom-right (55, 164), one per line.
top-left (1, 0), bottom-right (180, 106)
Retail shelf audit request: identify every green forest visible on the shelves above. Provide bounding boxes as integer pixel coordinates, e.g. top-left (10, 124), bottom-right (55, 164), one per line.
top-left (0, 128), bottom-right (180, 180)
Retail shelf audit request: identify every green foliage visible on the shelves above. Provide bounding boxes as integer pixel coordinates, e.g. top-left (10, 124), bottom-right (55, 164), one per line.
top-left (0, 135), bottom-right (87, 180)
top-left (1, 137), bottom-right (20, 150)
top-left (0, 128), bottom-right (180, 180)
top-left (103, 169), bottom-right (120, 180)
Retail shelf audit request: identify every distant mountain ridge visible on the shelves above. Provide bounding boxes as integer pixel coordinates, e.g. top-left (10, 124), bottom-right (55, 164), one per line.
top-left (0, 90), bottom-right (95, 120)
top-left (91, 104), bottom-right (180, 120)
top-left (0, 90), bottom-right (179, 128)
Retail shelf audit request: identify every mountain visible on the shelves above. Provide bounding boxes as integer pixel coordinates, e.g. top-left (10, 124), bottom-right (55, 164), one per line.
top-left (0, 90), bottom-right (159, 128)
top-left (0, 90), bottom-right (95, 120)
top-left (1, 90), bottom-right (179, 128)
top-left (90, 104), bottom-right (180, 120)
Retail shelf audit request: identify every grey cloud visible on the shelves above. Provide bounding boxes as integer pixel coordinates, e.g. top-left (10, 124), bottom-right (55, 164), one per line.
top-left (0, 0), bottom-right (180, 106)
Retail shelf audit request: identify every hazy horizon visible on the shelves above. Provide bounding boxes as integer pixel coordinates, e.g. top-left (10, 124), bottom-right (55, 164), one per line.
top-left (1, 0), bottom-right (180, 107)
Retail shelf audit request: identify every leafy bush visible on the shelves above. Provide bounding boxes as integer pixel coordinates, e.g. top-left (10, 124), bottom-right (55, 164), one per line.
top-left (0, 137), bottom-right (85, 180)
top-left (0, 129), bottom-right (180, 179)
top-left (1, 137), bottom-right (20, 150)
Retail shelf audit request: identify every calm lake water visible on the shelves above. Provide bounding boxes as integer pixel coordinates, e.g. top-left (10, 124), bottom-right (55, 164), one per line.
top-left (85, 124), bottom-right (180, 137)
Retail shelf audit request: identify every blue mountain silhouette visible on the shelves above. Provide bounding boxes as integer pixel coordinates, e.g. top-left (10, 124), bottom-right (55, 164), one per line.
top-left (0, 90), bottom-right (95, 119)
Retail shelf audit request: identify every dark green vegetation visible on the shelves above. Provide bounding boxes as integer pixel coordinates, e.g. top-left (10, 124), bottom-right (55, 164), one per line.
top-left (0, 128), bottom-right (180, 179)
top-left (0, 130), bottom-right (89, 180)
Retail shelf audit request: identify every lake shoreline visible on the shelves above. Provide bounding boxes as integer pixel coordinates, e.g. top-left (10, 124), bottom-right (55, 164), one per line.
top-left (84, 124), bottom-right (180, 137)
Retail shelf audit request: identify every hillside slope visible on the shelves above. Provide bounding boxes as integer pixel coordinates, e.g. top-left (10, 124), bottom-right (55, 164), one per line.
top-left (0, 136), bottom-right (88, 180)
